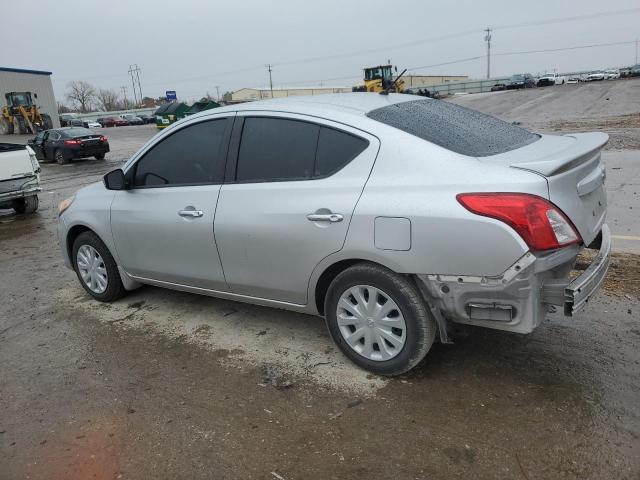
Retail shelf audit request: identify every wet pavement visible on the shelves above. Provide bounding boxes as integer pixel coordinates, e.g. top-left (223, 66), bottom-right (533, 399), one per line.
top-left (1, 124), bottom-right (639, 479)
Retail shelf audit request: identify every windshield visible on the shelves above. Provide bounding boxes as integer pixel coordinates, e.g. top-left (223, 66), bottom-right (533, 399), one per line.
top-left (510, 75), bottom-right (525, 81)
top-left (366, 99), bottom-right (540, 157)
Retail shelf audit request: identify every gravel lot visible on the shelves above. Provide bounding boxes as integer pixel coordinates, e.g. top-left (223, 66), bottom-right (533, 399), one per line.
top-left (1, 86), bottom-right (639, 480)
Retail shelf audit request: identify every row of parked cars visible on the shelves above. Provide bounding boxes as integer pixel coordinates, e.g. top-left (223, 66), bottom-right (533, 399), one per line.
top-left (59, 113), bottom-right (156, 128)
top-left (491, 66), bottom-right (640, 91)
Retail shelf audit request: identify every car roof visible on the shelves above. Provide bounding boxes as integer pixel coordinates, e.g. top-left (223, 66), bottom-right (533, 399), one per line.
top-left (190, 92), bottom-right (422, 123)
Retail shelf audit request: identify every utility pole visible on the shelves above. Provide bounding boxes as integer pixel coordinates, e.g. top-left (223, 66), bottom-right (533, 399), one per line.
top-left (128, 65), bottom-right (138, 107)
top-left (636, 38), bottom-right (638, 65)
top-left (120, 86), bottom-right (128, 108)
top-left (484, 27), bottom-right (492, 79)
top-left (215, 85), bottom-right (220, 102)
top-left (266, 64), bottom-right (274, 98)
top-left (133, 64), bottom-right (143, 104)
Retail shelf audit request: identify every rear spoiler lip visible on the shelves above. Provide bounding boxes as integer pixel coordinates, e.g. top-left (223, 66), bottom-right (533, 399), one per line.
top-left (509, 132), bottom-right (609, 177)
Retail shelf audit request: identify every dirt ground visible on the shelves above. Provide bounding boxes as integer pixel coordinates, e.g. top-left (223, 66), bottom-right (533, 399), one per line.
top-left (448, 78), bottom-right (640, 150)
top-left (1, 109), bottom-right (639, 479)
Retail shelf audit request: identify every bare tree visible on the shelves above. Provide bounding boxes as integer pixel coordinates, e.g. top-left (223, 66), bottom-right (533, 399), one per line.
top-left (96, 88), bottom-right (120, 112)
top-left (57, 102), bottom-right (73, 113)
top-left (66, 80), bottom-right (96, 113)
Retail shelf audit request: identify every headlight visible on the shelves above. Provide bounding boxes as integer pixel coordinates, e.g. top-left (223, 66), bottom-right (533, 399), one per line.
top-left (58, 196), bottom-right (75, 216)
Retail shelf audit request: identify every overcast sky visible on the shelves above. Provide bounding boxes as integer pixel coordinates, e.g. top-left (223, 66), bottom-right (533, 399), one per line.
top-left (5, 0), bottom-right (640, 104)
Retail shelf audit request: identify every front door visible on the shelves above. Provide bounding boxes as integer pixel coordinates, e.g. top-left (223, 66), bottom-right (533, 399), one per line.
top-left (111, 117), bottom-right (232, 290)
top-left (215, 114), bottom-right (379, 305)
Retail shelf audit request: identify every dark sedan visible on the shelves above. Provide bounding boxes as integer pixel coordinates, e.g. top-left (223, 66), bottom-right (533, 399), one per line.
top-left (28, 127), bottom-right (109, 165)
top-left (96, 116), bottom-right (128, 127)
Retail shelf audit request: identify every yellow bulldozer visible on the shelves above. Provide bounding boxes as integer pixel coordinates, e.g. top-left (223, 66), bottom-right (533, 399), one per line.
top-left (353, 65), bottom-right (407, 93)
top-left (1, 91), bottom-right (53, 135)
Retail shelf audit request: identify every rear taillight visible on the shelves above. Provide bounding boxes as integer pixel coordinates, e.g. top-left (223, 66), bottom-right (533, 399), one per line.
top-left (64, 139), bottom-right (81, 146)
top-left (100, 135), bottom-right (108, 142)
top-left (456, 193), bottom-right (580, 251)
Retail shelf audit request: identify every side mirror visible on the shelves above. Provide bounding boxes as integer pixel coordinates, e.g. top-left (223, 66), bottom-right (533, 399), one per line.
top-left (103, 169), bottom-right (128, 190)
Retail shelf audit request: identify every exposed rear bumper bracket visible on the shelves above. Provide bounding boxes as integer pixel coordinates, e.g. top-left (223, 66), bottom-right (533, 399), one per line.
top-left (542, 224), bottom-right (611, 316)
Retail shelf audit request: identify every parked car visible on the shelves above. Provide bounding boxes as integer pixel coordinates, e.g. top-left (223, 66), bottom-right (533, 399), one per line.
top-left (97, 117), bottom-right (128, 127)
top-left (59, 113), bottom-right (79, 127)
top-left (137, 114), bottom-right (156, 124)
top-left (119, 114), bottom-right (144, 125)
top-left (630, 65), bottom-right (640, 77)
top-left (0, 143), bottom-right (40, 214)
top-left (68, 118), bottom-right (84, 127)
top-left (506, 73), bottom-right (536, 89)
top-left (57, 93), bottom-right (610, 375)
top-left (586, 71), bottom-right (606, 81)
top-left (566, 76), bottom-right (580, 84)
top-left (490, 83), bottom-right (507, 91)
top-left (537, 73), bottom-right (566, 86)
top-left (28, 127), bottom-right (109, 164)
top-left (83, 120), bottom-right (102, 129)
top-left (604, 69), bottom-right (620, 80)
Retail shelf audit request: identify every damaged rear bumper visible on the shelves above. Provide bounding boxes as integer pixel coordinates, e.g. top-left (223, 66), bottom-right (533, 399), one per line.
top-left (542, 224), bottom-right (611, 315)
top-left (416, 224), bottom-right (611, 334)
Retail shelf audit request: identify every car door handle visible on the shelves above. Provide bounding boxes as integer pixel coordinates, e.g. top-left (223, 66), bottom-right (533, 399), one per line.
top-left (306, 213), bottom-right (343, 223)
top-left (178, 209), bottom-right (204, 218)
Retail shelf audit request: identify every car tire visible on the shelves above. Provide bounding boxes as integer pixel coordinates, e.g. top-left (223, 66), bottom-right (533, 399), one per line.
top-left (72, 231), bottom-right (126, 302)
top-left (324, 262), bottom-right (436, 376)
top-left (94, 153), bottom-right (105, 160)
top-left (12, 195), bottom-right (38, 214)
top-left (55, 149), bottom-right (68, 165)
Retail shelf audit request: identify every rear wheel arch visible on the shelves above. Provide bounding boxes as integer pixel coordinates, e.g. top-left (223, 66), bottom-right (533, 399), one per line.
top-left (314, 257), bottom-right (404, 315)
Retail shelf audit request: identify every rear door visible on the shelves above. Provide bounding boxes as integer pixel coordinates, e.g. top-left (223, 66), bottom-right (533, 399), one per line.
top-left (214, 113), bottom-right (379, 305)
top-left (110, 117), bottom-right (233, 290)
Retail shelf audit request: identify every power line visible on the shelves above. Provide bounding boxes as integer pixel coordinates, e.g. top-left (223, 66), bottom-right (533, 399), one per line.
top-left (491, 7), bottom-right (640, 31)
top-left (494, 40), bottom-right (637, 57)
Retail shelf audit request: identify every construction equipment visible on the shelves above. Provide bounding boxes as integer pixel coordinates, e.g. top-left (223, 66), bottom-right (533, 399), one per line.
top-left (353, 65), bottom-right (406, 93)
top-left (1, 92), bottom-right (53, 135)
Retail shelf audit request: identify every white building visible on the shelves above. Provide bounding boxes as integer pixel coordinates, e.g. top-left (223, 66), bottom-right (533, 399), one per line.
top-left (0, 67), bottom-right (60, 128)
top-left (227, 86), bottom-right (352, 103)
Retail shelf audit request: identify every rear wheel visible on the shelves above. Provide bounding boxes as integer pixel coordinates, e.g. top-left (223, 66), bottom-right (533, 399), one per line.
top-left (55, 149), bottom-right (68, 165)
top-left (325, 262), bottom-right (436, 376)
top-left (94, 153), bottom-right (105, 160)
top-left (12, 195), bottom-right (38, 214)
top-left (72, 231), bottom-right (126, 302)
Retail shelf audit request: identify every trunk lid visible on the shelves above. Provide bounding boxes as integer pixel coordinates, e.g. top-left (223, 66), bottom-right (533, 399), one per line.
top-left (480, 133), bottom-right (608, 246)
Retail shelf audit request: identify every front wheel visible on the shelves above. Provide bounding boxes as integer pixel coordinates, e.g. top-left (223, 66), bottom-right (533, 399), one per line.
top-left (72, 231), bottom-right (126, 302)
top-left (324, 263), bottom-right (436, 376)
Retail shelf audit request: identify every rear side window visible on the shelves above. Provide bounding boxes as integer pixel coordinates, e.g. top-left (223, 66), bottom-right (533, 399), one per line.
top-left (366, 99), bottom-right (539, 157)
top-left (235, 118), bottom-right (369, 182)
top-left (236, 118), bottom-right (319, 182)
top-left (315, 127), bottom-right (368, 177)
top-left (134, 119), bottom-right (228, 187)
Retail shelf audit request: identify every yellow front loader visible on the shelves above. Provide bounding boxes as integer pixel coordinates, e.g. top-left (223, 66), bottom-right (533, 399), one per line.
top-left (353, 65), bottom-right (406, 93)
top-left (1, 92), bottom-right (53, 134)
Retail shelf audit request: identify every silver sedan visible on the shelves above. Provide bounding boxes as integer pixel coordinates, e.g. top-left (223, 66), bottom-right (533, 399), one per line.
top-left (57, 93), bottom-right (610, 375)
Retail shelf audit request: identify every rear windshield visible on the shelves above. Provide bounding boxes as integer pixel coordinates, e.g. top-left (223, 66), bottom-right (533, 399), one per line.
top-left (366, 99), bottom-right (539, 157)
top-left (61, 128), bottom-right (93, 137)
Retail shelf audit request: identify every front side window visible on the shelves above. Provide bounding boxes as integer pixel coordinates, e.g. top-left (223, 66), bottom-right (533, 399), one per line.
top-left (134, 119), bottom-right (228, 187)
